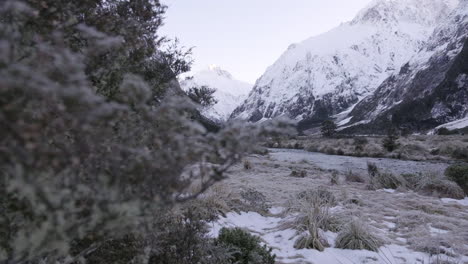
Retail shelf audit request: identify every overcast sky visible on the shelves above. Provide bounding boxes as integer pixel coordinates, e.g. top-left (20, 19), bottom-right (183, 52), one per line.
top-left (160, 0), bottom-right (373, 83)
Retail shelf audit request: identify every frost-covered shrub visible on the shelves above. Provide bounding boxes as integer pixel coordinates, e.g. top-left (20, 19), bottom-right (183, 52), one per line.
top-left (237, 188), bottom-right (270, 214)
top-left (335, 220), bottom-right (382, 252)
top-left (0, 1), bottom-right (291, 262)
top-left (445, 164), bottom-right (468, 195)
top-left (216, 228), bottom-right (276, 264)
top-left (149, 209), bottom-right (232, 264)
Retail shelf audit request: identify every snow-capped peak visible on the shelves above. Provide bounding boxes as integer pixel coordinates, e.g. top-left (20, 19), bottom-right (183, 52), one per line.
top-left (180, 66), bottom-right (253, 122)
top-left (202, 64), bottom-right (234, 80)
top-left (232, 0), bottom-right (458, 123)
top-left (352, 0), bottom-right (458, 26)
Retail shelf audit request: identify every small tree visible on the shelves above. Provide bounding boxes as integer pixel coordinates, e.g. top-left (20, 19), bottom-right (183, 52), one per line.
top-left (321, 120), bottom-right (337, 138)
top-left (187, 85), bottom-right (218, 107)
top-left (382, 127), bottom-right (400, 152)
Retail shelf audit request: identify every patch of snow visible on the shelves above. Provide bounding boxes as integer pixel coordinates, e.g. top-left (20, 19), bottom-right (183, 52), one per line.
top-left (209, 211), bottom-right (434, 264)
top-left (434, 116), bottom-right (468, 131)
top-left (441, 197), bottom-right (468, 206)
top-left (338, 117), bottom-right (353, 126)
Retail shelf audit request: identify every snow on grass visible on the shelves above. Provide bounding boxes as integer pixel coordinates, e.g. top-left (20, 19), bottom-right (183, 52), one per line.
top-left (441, 197), bottom-right (468, 206)
top-left (209, 210), bottom-right (433, 264)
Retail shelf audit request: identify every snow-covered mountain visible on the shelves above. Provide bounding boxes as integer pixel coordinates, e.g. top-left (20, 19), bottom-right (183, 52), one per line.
top-left (180, 65), bottom-right (253, 122)
top-left (343, 0), bottom-right (468, 133)
top-left (231, 0), bottom-right (458, 127)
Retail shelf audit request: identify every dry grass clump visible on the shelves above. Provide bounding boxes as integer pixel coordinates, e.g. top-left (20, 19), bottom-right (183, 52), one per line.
top-left (295, 188), bottom-right (337, 207)
top-left (235, 188), bottom-right (271, 214)
top-left (292, 206), bottom-right (333, 251)
top-left (189, 184), bottom-right (235, 220)
top-left (414, 173), bottom-right (464, 199)
top-left (369, 171), bottom-right (407, 190)
top-left (335, 220), bottom-right (382, 252)
top-left (283, 189), bottom-right (343, 251)
top-left (394, 211), bottom-right (428, 232)
top-left (345, 170), bottom-right (366, 183)
top-left (408, 234), bottom-right (461, 258)
top-left (290, 169), bottom-right (307, 178)
top-left (243, 160), bottom-right (253, 170)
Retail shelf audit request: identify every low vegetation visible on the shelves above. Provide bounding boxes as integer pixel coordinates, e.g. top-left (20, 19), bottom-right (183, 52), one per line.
top-left (335, 220), bottom-right (382, 252)
top-left (445, 164), bottom-right (468, 195)
top-left (216, 228), bottom-right (276, 264)
top-left (269, 135), bottom-right (468, 161)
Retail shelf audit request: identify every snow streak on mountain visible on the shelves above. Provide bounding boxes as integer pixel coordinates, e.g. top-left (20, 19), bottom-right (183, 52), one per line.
top-left (345, 0), bottom-right (468, 132)
top-left (231, 0), bottom-right (459, 130)
top-left (180, 65), bottom-right (253, 122)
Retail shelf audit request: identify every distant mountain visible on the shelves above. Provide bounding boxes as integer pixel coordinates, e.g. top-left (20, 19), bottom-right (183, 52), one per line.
top-left (180, 65), bottom-right (252, 122)
top-left (231, 0), bottom-right (459, 132)
top-left (343, 0), bottom-right (468, 133)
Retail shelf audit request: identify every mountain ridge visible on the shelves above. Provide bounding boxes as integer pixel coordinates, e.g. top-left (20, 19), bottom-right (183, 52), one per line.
top-left (231, 0), bottom-right (460, 131)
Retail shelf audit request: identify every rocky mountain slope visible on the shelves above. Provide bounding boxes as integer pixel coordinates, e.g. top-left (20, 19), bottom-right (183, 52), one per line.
top-left (342, 0), bottom-right (468, 133)
top-left (231, 0), bottom-right (459, 129)
top-left (180, 65), bottom-right (252, 122)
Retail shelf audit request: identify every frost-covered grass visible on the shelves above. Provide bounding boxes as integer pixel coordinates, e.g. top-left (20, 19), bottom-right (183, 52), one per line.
top-left (272, 135), bottom-right (468, 161)
top-left (204, 151), bottom-right (468, 264)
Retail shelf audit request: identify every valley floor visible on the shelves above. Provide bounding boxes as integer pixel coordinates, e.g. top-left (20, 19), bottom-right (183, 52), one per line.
top-left (204, 149), bottom-right (468, 264)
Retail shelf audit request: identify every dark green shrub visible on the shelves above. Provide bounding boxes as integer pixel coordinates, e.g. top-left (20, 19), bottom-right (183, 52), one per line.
top-left (353, 137), bottom-right (369, 146)
top-left (321, 120), bottom-right (337, 138)
top-left (216, 228), bottom-right (275, 264)
top-left (367, 163), bottom-right (379, 178)
top-left (382, 127), bottom-right (400, 152)
top-left (71, 235), bottom-right (141, 264)
top-left (149, 210), bottom-right (232, 264)
top-left (290, 170), bottom-right (307, 178)
top-left (437, 127), bottom-right (457, 135)
top-left (445, 164), bottom-right (468, 195)
top-left (451, 147), bottom-right (468, 160)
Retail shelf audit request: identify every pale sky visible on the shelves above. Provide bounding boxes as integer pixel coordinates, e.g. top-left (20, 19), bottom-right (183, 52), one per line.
top-left (160, 0), bottom-right (373, 83)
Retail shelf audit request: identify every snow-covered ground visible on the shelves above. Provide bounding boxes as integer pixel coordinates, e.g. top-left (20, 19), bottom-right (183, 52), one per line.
top-left (209, 210), bottom-right (436, 264)
top-left (206, 149), bottom-right (468, 264)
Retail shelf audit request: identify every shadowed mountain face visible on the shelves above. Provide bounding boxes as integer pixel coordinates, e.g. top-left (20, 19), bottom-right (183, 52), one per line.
top-left (341, 0), bottom-right (468, 134)
top-left (231, 0), bottom-right (457, 124)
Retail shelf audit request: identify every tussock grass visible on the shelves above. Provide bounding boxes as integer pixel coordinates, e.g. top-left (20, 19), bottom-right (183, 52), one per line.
top-left (413, 173), bottom-right (464, 199)
top-left (368, 170), bottom-right (407, 189)
top-left (335, 219), bottom-right (382, 252)
top-left (283, 189), bottom-right (342, 251)
top-left (345, 170), bottom-right (366, 183)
